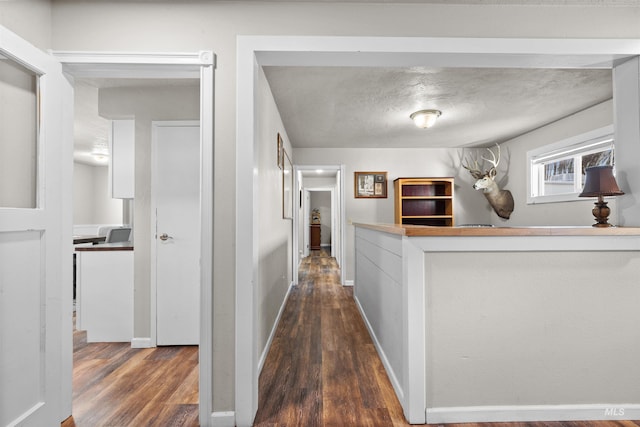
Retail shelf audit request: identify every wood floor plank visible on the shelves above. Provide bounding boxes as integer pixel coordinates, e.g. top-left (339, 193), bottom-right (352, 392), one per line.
top-left (168, 362), bottom-right (200, 404)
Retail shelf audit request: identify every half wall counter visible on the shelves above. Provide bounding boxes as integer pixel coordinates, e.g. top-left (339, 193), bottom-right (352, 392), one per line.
top-left (354, 223), bottom-right (640, 425)
top-left (75, 242), bottom-right (133, 343)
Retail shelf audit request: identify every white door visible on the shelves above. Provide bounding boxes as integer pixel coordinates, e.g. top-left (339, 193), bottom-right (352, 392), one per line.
top-left (153, 121), bottom-right (200, 345)
top-left (0, 26), bottom-right (72, 425)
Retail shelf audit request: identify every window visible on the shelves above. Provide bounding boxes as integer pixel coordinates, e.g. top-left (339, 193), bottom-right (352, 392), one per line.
top-left (527, 126), bottom-right (614, 204)
top-left (0, 57), bottom-right (38, 208)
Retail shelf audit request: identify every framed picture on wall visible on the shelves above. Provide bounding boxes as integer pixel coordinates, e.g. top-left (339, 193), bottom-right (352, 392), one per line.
top-left (282, 149), bottom-right (293, 219)
top-left (354, 171), bottom-right (388, 198)
top-left (277, 133), bottom-right (284, 169)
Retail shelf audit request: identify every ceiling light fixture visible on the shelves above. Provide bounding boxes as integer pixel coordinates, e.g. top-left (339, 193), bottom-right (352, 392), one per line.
top-left (91, 147), bottom-right (109, 164)
top-left (410, 109), bottom-right (442, 129)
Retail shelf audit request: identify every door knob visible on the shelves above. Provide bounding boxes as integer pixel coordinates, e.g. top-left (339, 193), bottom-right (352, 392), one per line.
top-left (159, 233), bottom-right (173, 241)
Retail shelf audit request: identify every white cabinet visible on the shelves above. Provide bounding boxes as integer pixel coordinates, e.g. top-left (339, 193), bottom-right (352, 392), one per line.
top-left (75, 247), bottom-right (133, 342)
top-left (109, 119), bottom-right (134, 199)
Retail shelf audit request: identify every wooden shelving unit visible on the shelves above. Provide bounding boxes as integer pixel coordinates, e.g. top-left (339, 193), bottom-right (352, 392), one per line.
top-left (394, 177), bottom-right (454, 226)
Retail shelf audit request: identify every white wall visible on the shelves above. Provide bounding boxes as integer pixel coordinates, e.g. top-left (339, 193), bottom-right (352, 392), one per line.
top-left (98, 85), bottom-right (199, 338)
top-left (426, 250), bottom-right (640, 411)
top-left (73, 162), bottom-right (122, 225)
top-left (256, 66), bottom-right (294, 361)
top-left (499, 100), bottom-right (615, 226)
top-left (49, 0), bottom-right (640, 414)
top-left (0, 0), bottom-right (51, 50)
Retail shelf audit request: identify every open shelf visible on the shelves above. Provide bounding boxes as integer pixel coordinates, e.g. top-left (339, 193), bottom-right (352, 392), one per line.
top-left (394, 178), bottom-right (454, 227)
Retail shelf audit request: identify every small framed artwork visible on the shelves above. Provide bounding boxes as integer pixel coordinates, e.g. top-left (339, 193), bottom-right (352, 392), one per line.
top-left (282, 149), bottom-right (293, 219)
top-left (277, 133), bottom-right (284, 169)
top-left (355, 171), bottom-right (388, 198)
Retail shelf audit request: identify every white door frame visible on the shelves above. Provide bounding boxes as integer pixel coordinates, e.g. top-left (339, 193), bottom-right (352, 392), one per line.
top-left (53, 51), bottom-right (215, 426)
top-left (236, 35), bottom-right (640, 426)
top-left (150, 120), bottom-right (200, 346)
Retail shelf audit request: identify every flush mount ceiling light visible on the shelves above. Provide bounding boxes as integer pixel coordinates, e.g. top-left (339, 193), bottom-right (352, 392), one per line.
top-left (410, 109), bottom-right (442, 129)
top-left (91, 146), bottom-right (109, 163)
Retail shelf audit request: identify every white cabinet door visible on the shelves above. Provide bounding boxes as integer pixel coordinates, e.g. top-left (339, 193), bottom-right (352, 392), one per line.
top-left (109, 119), bottom-right (135, 199)
top-left (0, 25), bottom-right (72, 426)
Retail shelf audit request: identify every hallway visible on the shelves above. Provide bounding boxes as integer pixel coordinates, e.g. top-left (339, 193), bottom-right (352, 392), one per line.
top-left (254, 248), bottom-right (407, 426)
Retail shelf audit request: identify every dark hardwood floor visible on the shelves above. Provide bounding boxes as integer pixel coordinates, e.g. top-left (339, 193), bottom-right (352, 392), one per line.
top-left (255, 247), bottom-right (405, 426)
top-left (61, 320), bottom-right (198, 426)
top-left (254, 248), bottom-right (640, 427)
top-left (61, 248), bottom-right (640, 426)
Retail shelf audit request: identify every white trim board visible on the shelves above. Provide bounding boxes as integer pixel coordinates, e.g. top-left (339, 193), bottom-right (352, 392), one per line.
top-left (130, 338), bottom-right (153, 349)
top-left (427, 404), bottom-right (640, 424)
top-left (211, 411), bottom-right (235, 427)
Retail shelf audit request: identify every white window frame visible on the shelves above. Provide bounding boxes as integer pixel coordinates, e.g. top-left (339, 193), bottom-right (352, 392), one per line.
top-left (527, 125), bottom-right (614, 204)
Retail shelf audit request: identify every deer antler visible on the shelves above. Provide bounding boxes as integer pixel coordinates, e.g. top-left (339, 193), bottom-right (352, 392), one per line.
top-left (481, 143), bottom-right (501, 177)
top-left (462, 152), bottom-right (486, 179)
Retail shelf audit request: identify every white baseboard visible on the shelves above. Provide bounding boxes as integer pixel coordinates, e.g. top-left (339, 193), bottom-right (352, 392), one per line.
top-left (258, 281), bottom-right (294, 373)
top-left (211, 411), bottom-right (235, 427)
top-left (344, 279), bottom-right (354, 287)
top-left (353, 295), bottom-right (404, 404)
top-left (130, 337), bottom-right (153, 348)
top-left (427, 404), bottom-right (640, 424)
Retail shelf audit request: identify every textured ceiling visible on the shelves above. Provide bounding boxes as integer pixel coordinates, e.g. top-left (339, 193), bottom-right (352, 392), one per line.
top-left (263, 66), bottom-right (613, 149)
top-left (74, 66), bottom-right (613, 165)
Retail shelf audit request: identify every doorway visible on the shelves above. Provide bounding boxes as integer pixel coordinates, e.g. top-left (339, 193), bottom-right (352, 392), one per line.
top-left (293, 165), bottom-right (345, 287)
top-left (55, 51), bottom-right (214, 425)
top-left (304, 189), bottom-right (333, 256)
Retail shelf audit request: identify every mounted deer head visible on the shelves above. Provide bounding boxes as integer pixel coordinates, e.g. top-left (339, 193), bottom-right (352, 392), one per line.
top-left (462, 144), bottom-right (514, 219)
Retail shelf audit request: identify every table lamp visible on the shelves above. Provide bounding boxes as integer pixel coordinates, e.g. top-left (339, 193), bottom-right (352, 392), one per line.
top-left (579, 165), bottom-right (624, 227)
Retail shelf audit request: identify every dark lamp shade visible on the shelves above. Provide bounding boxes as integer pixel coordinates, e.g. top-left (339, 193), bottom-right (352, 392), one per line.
top-left (579, 165), bottom-right (624, 197)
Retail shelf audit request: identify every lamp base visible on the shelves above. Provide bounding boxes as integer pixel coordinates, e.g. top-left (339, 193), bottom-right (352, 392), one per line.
top-left (592, 197), bottom-right (613, 227)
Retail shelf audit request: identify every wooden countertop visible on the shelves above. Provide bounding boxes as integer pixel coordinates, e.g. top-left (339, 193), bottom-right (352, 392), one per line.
top-left (74, 242), bottom-right (133, 251)
top-left (354, 223), bottom-right (640, 237)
